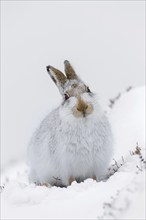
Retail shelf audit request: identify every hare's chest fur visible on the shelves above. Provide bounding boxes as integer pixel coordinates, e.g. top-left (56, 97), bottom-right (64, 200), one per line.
top-left (55, 116), bottom-right (112, 177)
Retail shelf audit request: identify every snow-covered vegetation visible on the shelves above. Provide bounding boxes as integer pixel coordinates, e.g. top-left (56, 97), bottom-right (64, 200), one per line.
top-left (1, 86), bottom-right (145, 219)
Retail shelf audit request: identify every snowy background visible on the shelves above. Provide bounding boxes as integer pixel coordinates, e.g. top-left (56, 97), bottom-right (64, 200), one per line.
top-left (1, 1), bottom-right (145, 219)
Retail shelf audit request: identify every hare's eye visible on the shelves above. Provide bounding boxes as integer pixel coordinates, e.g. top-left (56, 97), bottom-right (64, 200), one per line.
top-left (64, 93), bottom-right (70, 100)
top-left (87, 87), bottom-right (91, 93)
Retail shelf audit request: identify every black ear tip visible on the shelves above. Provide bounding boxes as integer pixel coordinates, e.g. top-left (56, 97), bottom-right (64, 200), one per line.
top-left (46, 65), bottom-right (51, 71)
top-left (64, 60), bottom-right (69, 65)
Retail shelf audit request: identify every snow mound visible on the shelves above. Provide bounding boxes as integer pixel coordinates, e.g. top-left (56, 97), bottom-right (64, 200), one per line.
top-left (1, 86), bottom-right (145, 219)
top-left (109, 86), bottom-right (145, 158)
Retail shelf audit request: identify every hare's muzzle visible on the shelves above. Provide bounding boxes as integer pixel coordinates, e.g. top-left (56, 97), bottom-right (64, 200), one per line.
top-left (73, 97), bottom-right (93, 118)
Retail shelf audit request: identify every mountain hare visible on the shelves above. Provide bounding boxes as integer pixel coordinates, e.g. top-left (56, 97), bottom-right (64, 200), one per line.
top-left (27, 60), bottom-right (113, 187)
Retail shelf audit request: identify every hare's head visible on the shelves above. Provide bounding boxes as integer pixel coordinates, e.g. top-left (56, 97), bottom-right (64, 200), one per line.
top-left (46, 61), bottom-right (98, 119)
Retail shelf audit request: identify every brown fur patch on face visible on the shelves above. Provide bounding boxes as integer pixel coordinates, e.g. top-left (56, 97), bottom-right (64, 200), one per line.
top-left (86, 104), bottom-right (93, 115)
top-left (77, 97), bottom-right (88, 112)
top-left (72, 107), bottom-right (83, 118)
top-left (72, 97), bottom-right (93, 118)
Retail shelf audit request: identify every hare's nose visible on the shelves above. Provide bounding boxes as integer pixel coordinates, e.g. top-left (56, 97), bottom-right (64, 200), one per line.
top-left (77, 104), bottom-right (88, 112)
top-left (76, 98), bottom-right (88, 112)
top-left (76, 98), bottom-right (93, 116)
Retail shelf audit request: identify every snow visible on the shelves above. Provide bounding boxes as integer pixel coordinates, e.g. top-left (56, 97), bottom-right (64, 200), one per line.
top-left (109, 86), bottom-right (145, 159)
top-left (1, 86), bottom-right (145, 219)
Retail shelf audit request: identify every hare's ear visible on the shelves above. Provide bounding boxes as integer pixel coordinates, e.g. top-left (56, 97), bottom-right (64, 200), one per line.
top-left (64, 60), bottom-right (78, 80)
top-left (46, 65), bottom-right (67, 91)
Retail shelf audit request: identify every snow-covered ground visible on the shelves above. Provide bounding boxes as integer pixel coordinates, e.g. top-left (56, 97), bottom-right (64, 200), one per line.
top-left (1, 86), bottom-right (145, 220)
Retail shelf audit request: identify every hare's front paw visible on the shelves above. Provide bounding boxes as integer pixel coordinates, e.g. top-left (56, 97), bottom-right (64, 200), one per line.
top-left (68, 176), bottom-right (75, 185)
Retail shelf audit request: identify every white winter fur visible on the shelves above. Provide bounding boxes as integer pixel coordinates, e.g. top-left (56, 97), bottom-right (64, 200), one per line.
top-left (27, 66), bottom-right (113, 187)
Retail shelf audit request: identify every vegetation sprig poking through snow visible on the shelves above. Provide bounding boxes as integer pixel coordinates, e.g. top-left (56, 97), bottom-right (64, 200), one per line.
top-left (99, 145), bottom-right (145, 219)
top-left (107, 143), bottom-right (146, 179)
